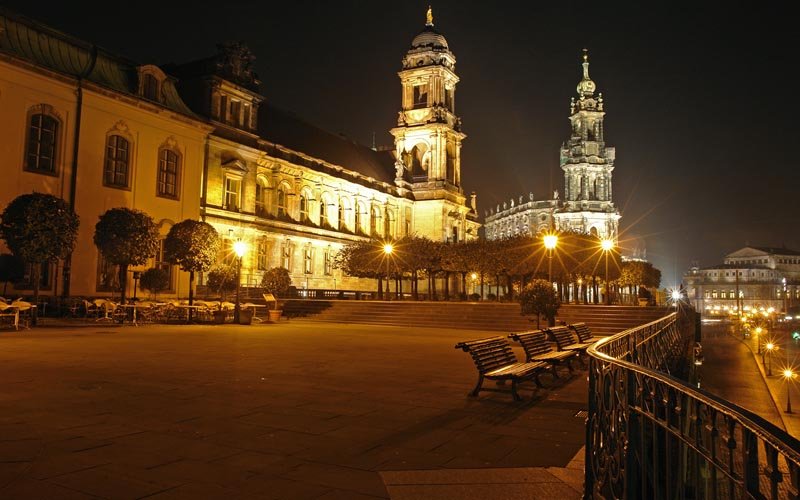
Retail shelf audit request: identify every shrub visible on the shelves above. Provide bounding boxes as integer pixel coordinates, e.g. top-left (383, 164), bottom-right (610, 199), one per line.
top-left (207, 265), bottom-right (237, 300)
top-left (261, 267), bottom-right (292, 296)
top-left (139, 268), bottom-right (170, 300)
top-left (469, 293), bottom-right (481, 301)
top-left (487, 293), bottom-right (497, 301)
top-left (518, 279), bottom-right (560, 329)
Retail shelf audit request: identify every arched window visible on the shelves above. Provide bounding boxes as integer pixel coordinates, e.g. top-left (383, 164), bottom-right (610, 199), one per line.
top-left (370, 206), bottom-right (380, 236)
top-left (142, 74), bottom-right (159, 101)
top-left (104, 135), bottom-right (130, 188)
top-left (320, 200), bottom-right (328, 227)
top-left (338, 199), bottom-right (348, 231)
top-left (385, 209), bottom-right (394, 237)
top-left (355, 202), bottom-right (364, 234)
top-left (25, 113), bottom-right (59, 174)
top-left (255, 179), bottom-right (269, 217)
top-left (299, 192), bottom-right (309, 222)
top-left (276, 186), bottom-right (287, 217)
top-left (157, 148), bottom-right (180, 199)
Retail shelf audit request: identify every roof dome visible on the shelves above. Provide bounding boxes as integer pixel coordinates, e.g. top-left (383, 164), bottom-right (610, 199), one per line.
top-left (411, 26), bottom-right (448, 50)
top-left (576, 49), bottom-right (596, 97)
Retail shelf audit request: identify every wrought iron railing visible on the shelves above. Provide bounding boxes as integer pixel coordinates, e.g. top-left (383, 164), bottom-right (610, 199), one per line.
top-left (585, 311), bottom-right (800, 499)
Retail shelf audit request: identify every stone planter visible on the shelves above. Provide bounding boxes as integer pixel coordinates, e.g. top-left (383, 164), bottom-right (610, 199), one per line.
top-left (268, 309), bottom-right (282, 323)
top-left (212, 310), bottom-right (227, 324)
top-left (239, 308), bottom-right (254, 325)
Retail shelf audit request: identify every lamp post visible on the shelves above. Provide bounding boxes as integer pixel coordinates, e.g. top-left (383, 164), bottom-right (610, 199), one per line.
top-left (233, 239), bottom-right (247, 323)
top-left (766, 342), bottom-right (775, 376)
top-left (383, 243), bottom-right (393, 300)
top-left (784, 369), bottom-right (795, 413)
top-left (601, 239), bottom-right (614, 305)
top-left (543, 234), bottom-right (558, 283)
top-left (132, 270), bottom-right (141, 302)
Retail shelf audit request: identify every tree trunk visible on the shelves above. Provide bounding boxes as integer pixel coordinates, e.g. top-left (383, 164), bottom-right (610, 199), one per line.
top-left (444, 272), bottom-right (450, 300)
top-left (377, 276), bottom-right (383, 300)
top-left (119, 263), bottom-right (128, 306)
top-left (592, 276), bottom-right (598, 304)
top-left (188, 270), bottom-right (195, 322)
top-left (480, 273), bottom-right (484, 299)
top-left (430, 273), bottom-right (437, 300)
top-left (31, 263), bottom-right (40, 326)
top-left (461, 272), bottom-right (467, 298)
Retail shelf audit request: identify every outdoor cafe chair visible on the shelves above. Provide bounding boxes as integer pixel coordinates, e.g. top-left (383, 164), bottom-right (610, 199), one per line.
top-left (10, 300), bottom-right (33, 329)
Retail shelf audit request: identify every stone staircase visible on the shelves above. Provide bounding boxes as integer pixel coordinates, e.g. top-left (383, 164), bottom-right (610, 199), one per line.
top-left (280, 299), bottom-right (673, 335)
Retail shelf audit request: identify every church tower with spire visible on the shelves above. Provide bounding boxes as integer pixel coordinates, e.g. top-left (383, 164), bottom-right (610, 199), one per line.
top-left (554, 49), bottom-right (620, 241)
top-left (391, 7), bottom-right (478, 243)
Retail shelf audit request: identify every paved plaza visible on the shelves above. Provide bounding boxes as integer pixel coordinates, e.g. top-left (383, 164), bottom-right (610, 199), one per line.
top-left (0, 321), bottom-right (587, 499)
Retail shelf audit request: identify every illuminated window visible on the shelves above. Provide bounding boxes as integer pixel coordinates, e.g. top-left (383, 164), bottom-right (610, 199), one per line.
top-left (243, 104), bottom-right (251, 129)
top-left (255, 180), bottom-right (268, 217)
top-left (385, 209), bottom-right (394, 237)
top-left (104, 135), bottom-right (130, 188)
top-left (299, 193), bottom-right (310, 222)
top-left (324, 248), bottom-right (333, 276)
top-left (281, 242), bottom-right (292, 270)
top-left (25, 113), bottom-right (58, 174)
top-left (257, 239), bottom-right (269, 271)
top-left (320, 200), bottom-right (328, 227)
top-left (231, 100), bottom-right (241, 126)
top-left (405, 207), bottom-right (412, 236)
top-left (224, 177), bottom-right (241, 211)
top-left (704, 290), bottom-right (710, 299)
top-left (303, 247), bottom-right (313, 274)
top-left (338, 202), bottom-right (346, 230)
top-left (277, 186), bottom-right (287, 217)
top-left (157, 148), bottom-right (180, 199)
top-left (370, 206), bottom-right (380, 236)
top-left (413, 84), bottom-right (428, 109)
top-left (712, 290), bottom-right (718, 298)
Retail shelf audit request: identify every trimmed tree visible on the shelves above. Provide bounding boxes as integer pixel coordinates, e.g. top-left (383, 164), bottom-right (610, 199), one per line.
top-left (163, 220), bottom-right (220, 320)
top-left (0, 193), bottom-right (79, 323)
top-left (518, 278), bottom-right (560, 328)
top-left (139, 268), bottom-right (170, 300)
top-left (260, 267), bottom-right (292, 309)
top-left (207, 265), bottom-right (237, 301)
top-left (93, 208), bottom-right (159, 305)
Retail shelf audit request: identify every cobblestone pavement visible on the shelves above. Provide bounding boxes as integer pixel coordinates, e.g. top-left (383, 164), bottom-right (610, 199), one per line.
top-left (0, 321), bottom-right (588, 499)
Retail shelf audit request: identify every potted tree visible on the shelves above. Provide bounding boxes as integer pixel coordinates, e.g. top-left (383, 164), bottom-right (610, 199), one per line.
top-left (139, 268), bottom-right (170, 301)
top-left (163, 220), bottom-right (220, 323)
top-left (637, 286), bottom-right (651, 307)
top-left (207, 265), bottom-right (237, 323)
top-left (260, 267), bottom-right (292, 322)
top-left (518, 279), bottom-right (560, 328)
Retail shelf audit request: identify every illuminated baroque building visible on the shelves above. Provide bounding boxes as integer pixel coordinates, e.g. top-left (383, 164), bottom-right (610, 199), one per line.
top-left (683, 246), bottom-right (800, 316)
top-left (0, 8), bottom-right (478, 299)
top-left (484, 50), bottom-right (620, 242)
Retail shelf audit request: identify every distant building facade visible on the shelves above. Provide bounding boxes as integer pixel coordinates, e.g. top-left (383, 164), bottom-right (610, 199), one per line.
top-left (0, 8), bottom-right (478, 299)
top-left (683, 246), bottom-right (800, 315)
top-left (484, 50), bottom-right (620, 242)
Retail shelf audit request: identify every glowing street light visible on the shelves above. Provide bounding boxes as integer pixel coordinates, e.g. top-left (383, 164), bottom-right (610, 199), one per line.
top-left (543, 233), bottom-right (558, 283)
top-left (383, 243), bottom-right (393, 300)
top-left (765, 342), bottom-right (775, 376)
top-left (233, 239), bottom-right (247, 323)
top-left (754, 326), bottom-right (764, 354)
top-left (601, 239), bottom-right (614, 305)
top-left (784, 369), bottom-right (796, 413)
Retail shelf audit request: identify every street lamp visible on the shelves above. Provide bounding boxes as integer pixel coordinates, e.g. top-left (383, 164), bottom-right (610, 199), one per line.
top-left (784, 369), bottom-right (796, 413)
top-left (765, 342), bottom-right (775, 376)
top-left (754, 326), bottom-right (764, 354)
top-left (543, 233), bottom-right (558, 283)
top-left (233, 239), bottom-right (247, 323)
top-left (671, 289), bottom-right (682, 307)
top-left (601, 238), bottom-right (614, 305)
top-left (383, 243), bottom-right (393, 300)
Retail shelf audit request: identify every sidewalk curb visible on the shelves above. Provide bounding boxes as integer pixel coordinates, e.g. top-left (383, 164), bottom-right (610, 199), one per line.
top-left (725, 327), bottom-right (789, 432)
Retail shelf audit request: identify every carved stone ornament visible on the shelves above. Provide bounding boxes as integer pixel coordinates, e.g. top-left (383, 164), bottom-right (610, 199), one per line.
top-left (216, 41), bottom-right (259, 87)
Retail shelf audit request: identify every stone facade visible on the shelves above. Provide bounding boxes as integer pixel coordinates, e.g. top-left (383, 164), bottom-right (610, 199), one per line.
top-left (0, 8), bottom-right (479, 298)
top-left (683, 246), bottom-right (800, 316)
top-left (484, 50), bottom-right (620, 242)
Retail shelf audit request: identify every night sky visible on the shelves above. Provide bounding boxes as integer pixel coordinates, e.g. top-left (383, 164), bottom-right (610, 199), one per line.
top-left (5, 1), bottom-right (796, 286)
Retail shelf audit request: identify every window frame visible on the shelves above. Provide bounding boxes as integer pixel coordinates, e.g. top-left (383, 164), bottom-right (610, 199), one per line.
top-left (24, 111), bottom-right (60, 176)
top-left (224, 175), bottom-right (242, 212)
top-left (103, 134), bottom-right (131, 189)
top-left (156, 147), bottom-right (181, 200)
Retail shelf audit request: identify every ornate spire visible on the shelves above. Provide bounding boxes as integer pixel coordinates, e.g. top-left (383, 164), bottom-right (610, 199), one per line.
top-left (426, 5), bottom-right (434, 26)
top-left (576, 48), bottom-right (596, 97)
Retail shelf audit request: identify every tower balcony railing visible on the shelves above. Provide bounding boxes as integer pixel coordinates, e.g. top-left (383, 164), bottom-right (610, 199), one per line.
top-left (585, 311), bottom-right (800, 499)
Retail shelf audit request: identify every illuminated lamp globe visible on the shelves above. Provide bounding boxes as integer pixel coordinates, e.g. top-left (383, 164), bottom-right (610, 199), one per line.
top-left (383, 244), bottom-right (393, 255)
top-left (233, 240), bottom-right (247, 258)
top-left (543, 234), bottom-right (558, 250)
top-left (601, 239), bottom-right (614, 251)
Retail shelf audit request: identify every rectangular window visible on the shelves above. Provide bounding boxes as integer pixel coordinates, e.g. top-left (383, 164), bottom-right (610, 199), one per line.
top-left (224, 177), bottom-right (241, 211)
top-left (104, 135), bottom-right (130, 188)
top-left (157, 149), bottom-right (180, 199)
top-left (231, 100), bottom-right (241, 126)
top-left (324, 249), bottom-right (333, 276)
top-left (26, 113), bottom-right (58, 174)
top-left (243, 104), bottom-right (251, 129)
top-left (704, 291), bottom-right (710, 299)
top-left (257, 239), bottom-right (269, 271)
top-left (219, 95), bottom-right (228, 123)
top-left (413, 84), bottom-right (428, 109)
top-left (281, 243), bottom-right (292, 271)
top-left (303, 247), bottom-right (313, 275)
top-left (405, 207), bottom-right (412, 236)
top-left (712, 290), bottom-right (718, 299)
top-left (96, 253), bottom-right (120, 292)
top-left (156, 240), bottom-right (175, 292)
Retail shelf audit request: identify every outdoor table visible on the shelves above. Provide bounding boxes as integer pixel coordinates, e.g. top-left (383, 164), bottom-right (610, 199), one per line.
top-left (0, 305), bottom-right (19, 330)
top-left (119, 304), bottom-right (153, 326)
top-left (174, 304), bottom-right (205, 323)
top-left (244, 304), bottom-right (269, 323)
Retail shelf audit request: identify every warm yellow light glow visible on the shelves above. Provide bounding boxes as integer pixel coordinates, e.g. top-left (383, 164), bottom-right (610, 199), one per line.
top-left (672, 290), bottom-right (682, 301)
top-left (471, 273), bottom-right (477, 280)
top-left (233, 240), bottom-right (247, 257)
top-left (383, 244), bottom-right (393, 255)
top-left (768, 307), bottom-right (775, 313)
top-left (755, 327), bottom-right (763, 335)
top-left (543, 234), bottom-right (558, 250)
top-left (766, 343), bottom-right (775, 351)
top-left (784, 369), bottom-right (794, 379)
top-left (601, 239), bottom-right (614, 251)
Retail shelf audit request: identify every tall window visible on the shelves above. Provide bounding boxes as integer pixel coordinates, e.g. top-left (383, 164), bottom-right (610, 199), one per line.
top-left (281, 243), bottom-right (292, 270)
top-left (320, 200), bottom-right (328, 227)
top-left (142, 74), bottom-right (159, 101)
top-left (277, 186), bottom-right (287, 217)
top-left (324, 248), bottom-right (333, 276)
top-left (219, 95), bottom-right (228, 123)
top-left (385, 209), bottom-right (394, 237)
top-left (156, 239), bottom-right (174, 291)
top-left (303, 247), bottom-right (313, 275)
top-left (18, 262), bottom-right (51, 291)
top-left (96, 254), bottom-right (119, 292)
top-left (355, 202), bottom-right (363, 233)
top-left (257, 239), bottom-right (269, 271)
top-left (104, 135), bottom-right (130, 188)
top-left (405, 207), bottom-right (412, 236)
top-left (157, 148), bottom-right (180, 199)
top-left (231, 100), bottom-right (241, 126)
top-left (255, 181), bottom-right (268, 217)
top-left (243, 104), bottom-right (251, 130)
top-left (26, 113), bottom-right (58, 174)
top-left (370, 207), bottom-right (380, 236)
top-left (413, 84), bottom-right (428, 109)
top-left (299, 193), bottom-right (309, 222)
top-left (224, 177), bottom-right (241, 211)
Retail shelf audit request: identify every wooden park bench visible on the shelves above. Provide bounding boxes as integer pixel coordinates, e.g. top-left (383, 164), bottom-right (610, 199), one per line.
top-left (508, 330), bottom-right (578, 378)
top-left (455, 336), bottom-right (549, 401)
top-left (569, 322), bottom-right (603, 344)
top-left (548, 326), bottom-right (593, 366)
